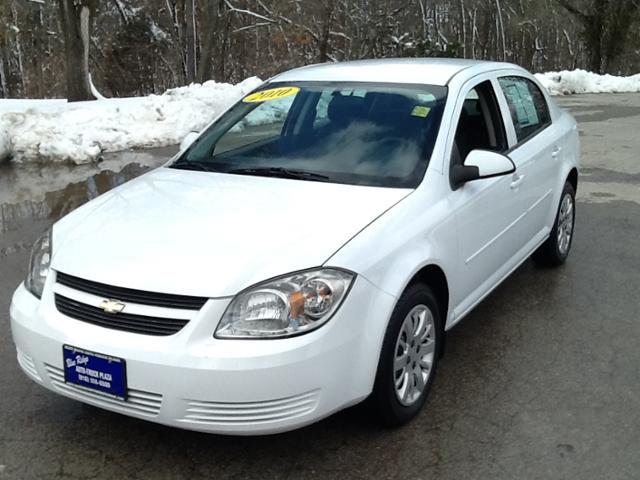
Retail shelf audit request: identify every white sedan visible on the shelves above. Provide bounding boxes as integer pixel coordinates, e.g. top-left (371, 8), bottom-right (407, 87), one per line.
top-left (11, 59), bottom-right (579, 435)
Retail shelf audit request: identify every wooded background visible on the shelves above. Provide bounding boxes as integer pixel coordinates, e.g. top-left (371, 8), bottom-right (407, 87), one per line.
top-left (1, 0), bottom-right (639, 100)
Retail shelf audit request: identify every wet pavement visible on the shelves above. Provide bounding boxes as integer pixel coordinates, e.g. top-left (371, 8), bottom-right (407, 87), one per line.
top-left (1, 95), bottom-right (639, 479)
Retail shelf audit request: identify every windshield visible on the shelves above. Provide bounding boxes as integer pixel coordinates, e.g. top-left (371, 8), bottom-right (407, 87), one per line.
top-left (172, 81), bottom-right (447, 188)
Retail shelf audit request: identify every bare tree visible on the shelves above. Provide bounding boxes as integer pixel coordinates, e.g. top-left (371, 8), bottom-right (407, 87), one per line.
top-left (558, 0), bottom-right (640, 73)
top-left (57, 0), bottom-right (97, 101)
top-left (184, 0), bottom-right (197, 83)
top-left (318, 0), bottom-right (336, 62)
top-left (2, 0), bottom-right (640, 99)
top-left (197, 0), bottom-right (228, 83)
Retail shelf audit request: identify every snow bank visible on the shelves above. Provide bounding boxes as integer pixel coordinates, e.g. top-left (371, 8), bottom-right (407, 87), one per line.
top-left (535, 70), bottom-right (640, 96)
top-left (0, 99), bottom-right (67, 113)
top-left (0, 77), bottom-right (263, 164)
top-left (3, 69), bottom-right (639, 164)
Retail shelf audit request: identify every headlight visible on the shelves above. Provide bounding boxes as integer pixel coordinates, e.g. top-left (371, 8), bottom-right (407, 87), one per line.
top-left (216, 268), bottom-right (354, 339)
top-left (25, 229), bottom-right (52, 299)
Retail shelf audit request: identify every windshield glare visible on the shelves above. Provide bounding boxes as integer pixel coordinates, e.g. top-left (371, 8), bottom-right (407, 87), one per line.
top-left (174, 82), bottom-right (447, 188)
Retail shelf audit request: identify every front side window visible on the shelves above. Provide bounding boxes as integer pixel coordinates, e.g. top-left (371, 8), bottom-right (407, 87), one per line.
top-left (498, 76), bottom-right (551, 143)
top-left (452, 81), bottom-right (507, 164)
top-left (173, 82), bottom-right (448, 188)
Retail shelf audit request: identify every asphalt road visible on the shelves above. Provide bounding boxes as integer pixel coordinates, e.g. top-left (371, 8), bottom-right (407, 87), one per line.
top-left (1, 94), bottom-right (639, 479)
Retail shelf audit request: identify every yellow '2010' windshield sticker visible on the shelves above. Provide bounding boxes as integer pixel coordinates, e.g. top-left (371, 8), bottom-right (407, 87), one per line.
top-left (411, 105), bottom-right (431, 118)
top-left (243, 86), bottom-right (300, 103)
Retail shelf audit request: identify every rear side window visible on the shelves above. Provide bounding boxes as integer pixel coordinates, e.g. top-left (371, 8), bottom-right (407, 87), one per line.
top-left (498, 76), bottom-right (551, 143)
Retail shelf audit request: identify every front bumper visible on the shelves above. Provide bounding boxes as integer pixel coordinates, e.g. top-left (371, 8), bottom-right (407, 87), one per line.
top-left (10, 275), bottom-right (396, 435)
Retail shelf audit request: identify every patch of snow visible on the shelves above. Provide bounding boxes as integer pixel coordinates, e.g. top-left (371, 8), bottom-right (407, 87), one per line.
top-left (0, 99), bottom-right (67, 113)
top-left (89, 74), bottom-right (106, 100)
top-left (0, 77), bottom-right (263, 164)
top-left (536, 69), bottom-right (640, 95)
top-left (150, 21), bottom-right (169, 42)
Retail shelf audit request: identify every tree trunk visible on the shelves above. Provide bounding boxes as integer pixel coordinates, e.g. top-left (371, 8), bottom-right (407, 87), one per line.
top-left (586, 1), bottom-right (606, 73)
top-left (495, 0), bottom-right (507, 61)
top-left (11, 3), bottom-right (25, 95)
top-left (185, 0), bottom-right (196, 83)
top-left (0, 42), bottom-right (7, 98)
top-left (30, 4), bottom-right (45, 98)
top-left (601, 0), bottom-right (640, 74)
top-left (459, 0), bottom-right (467, 58)
top-left (196, 0), bottom-right (223, 83)
top-left (318, 0), bottom-right (336, 62)
top-left (217, 14), bottom-right (230, 82)
top-left (57, 0), bottom-right (95, 101)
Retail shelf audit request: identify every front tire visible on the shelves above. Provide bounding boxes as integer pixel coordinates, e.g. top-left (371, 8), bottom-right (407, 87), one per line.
top-left (370, 283), bottom-right (442, 426)
top-left (533, 181), bottom-right (576, 266)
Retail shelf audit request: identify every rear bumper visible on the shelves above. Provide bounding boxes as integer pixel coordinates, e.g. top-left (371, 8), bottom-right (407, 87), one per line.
top-left (10, 276), bottom-right (396, 435)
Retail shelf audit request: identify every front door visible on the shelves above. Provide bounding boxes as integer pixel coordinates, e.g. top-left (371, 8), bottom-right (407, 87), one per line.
top-left (448, 79), bottom-right (527, 319)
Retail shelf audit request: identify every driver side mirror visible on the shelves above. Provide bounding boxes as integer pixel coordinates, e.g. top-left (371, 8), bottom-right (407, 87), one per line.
top-left (180, 131), bottom-right (200, 151)
top-left (451, 150), bottom-right (516, 189)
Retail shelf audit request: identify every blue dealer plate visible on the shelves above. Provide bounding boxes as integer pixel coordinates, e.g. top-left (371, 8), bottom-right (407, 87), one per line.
top-left (63, 345), bottom-right (127, 400)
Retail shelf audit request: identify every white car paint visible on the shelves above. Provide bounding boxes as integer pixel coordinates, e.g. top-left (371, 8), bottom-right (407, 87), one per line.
top-left (11, 58), bottom-right (579, 434)
top-left (464, 150), bottom-right (515, 178)
top-left (51, 169), bottom-right (411, 297)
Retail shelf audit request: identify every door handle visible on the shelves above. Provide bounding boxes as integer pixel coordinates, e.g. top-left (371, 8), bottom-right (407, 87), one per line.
top-left (552, 146), bottom-right (562, 158)
top-left (510, 174), bottom-right (525, 190)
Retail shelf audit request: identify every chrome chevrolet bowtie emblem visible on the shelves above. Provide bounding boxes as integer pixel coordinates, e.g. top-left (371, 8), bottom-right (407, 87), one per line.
top-left (99, 299), bottom-right (126, 314)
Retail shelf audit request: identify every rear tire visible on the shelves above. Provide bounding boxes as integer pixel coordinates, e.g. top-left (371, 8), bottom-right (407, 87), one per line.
top-left (370, 283), bottom-right (442, 426)
top-left (533, 181), bottom-right (576, 266)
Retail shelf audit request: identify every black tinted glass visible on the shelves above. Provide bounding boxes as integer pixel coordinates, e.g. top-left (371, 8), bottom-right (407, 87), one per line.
top-left (173, 82), bottom-right (448, 188)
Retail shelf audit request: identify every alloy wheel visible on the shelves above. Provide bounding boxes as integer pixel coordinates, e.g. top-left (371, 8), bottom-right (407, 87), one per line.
top-left (557, 193), bottom-right (574, 256)
top-left (393, 304), bottom-right (436, 406)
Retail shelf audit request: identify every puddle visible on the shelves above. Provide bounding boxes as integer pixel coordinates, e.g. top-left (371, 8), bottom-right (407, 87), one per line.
top-left (0, 146), bottom-right (177, 235)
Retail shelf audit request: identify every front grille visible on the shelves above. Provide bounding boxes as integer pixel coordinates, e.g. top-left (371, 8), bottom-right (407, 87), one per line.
top-left (55, 294), bottom-right (189, 336)
top-left (56, 271), bottom-right (208, 310)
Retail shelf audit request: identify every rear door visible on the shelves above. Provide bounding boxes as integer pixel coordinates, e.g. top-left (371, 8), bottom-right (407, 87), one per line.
top-left (496, 75), bottom-right (559, 240)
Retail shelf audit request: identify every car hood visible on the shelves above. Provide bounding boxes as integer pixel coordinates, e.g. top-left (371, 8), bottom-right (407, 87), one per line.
top-left (52, 167), bottom-right (411, 297)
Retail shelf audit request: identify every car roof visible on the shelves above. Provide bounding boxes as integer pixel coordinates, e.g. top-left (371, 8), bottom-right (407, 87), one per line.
top-left (270, 58), bottom-right (520, 87)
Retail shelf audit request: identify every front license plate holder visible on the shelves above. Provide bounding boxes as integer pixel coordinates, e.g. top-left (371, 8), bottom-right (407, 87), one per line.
top-left (63, 345), bottom-right (127, 400)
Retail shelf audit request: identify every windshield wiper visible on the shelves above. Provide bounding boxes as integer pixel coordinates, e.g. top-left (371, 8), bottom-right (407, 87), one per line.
top-left (171, 160), bottom-right (222, 173)
top-left (227, 167), bottom-right (331, 182)
top-left (172, 162), bottom-right (332, 182)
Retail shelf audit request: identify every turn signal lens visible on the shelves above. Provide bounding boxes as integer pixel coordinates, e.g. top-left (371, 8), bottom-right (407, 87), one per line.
top-left (302, 280), bottom-right (333, 318)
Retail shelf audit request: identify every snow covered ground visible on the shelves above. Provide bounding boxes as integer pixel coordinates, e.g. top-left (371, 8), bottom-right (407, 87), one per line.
top-left (0, 77), bottom-right (262, 164)
top-left (1, 69), bottom-right (639, 164)
top-left (535, 70), bottom-right (640, 96)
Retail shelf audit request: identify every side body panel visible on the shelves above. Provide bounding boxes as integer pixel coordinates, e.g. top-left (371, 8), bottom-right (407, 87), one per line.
top-left (329, 65), bottom-right (579, 339)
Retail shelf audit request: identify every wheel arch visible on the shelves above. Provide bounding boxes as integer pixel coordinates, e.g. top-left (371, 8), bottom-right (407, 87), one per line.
top-left (567, 167), bottom-right (578, 193)
top-left (407, 264), bottom-right (450, 327)
top-left (386, 263), bottom-right (451, 361)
